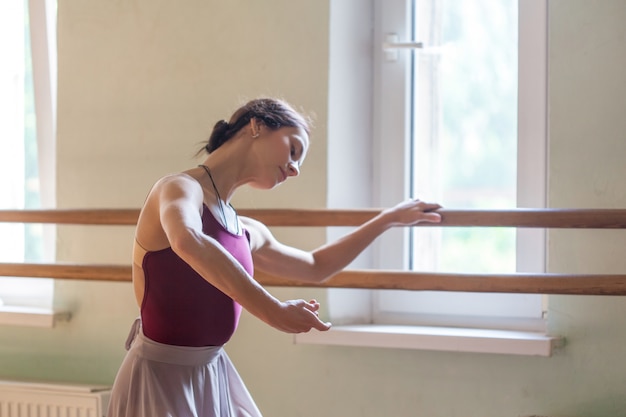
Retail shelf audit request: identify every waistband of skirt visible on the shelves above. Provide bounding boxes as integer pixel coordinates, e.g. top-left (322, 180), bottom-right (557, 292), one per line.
top-left (126, 318), bottom-right (224, 366)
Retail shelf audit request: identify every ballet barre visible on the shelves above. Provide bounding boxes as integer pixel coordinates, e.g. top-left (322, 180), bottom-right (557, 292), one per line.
top-left (1, 208), bottom-right (625, 295)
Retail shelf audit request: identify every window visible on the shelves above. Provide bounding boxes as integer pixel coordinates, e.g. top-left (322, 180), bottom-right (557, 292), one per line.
top-left (0, 0), bottom-right (57, 311)
top-left (297, 0), bottom-right (552, 354)
top-left (372, 0), bottom-right (547, 331)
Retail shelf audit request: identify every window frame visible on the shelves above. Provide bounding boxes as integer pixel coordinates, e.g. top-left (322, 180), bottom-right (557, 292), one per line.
top-left (370, 0), bottom-right (548, 331)
top-left (0, 0), bottom-right (57, 320)
top-left (296, 0), bottom-right (558, 355)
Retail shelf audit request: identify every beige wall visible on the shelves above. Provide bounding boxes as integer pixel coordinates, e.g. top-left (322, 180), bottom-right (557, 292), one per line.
top-left (1, 1), bottom-right (625, 416)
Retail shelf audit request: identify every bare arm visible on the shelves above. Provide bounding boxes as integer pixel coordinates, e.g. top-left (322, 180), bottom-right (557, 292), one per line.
top-left (153, 175), bottom-right (330, 333)
top-left (244, 199), bottom-right (442, 283)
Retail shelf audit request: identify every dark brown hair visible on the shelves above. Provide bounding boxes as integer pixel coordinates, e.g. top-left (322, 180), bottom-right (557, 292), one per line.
top-left (199, 98), bottom-right (311, 154)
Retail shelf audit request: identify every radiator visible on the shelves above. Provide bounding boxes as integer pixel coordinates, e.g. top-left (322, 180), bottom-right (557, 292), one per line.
top-left (0, 380), bottom-right (111, 417)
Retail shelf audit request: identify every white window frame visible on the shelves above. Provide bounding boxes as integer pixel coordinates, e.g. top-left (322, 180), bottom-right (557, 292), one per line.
top-left (370, 0), bottom-right (548, 332)
top-left (296, 0), bottom-right (557, 355)
top-left (0, 0), bottom-right (58, 326)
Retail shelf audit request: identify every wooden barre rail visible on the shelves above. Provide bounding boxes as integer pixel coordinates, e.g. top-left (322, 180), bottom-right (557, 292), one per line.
top-left (1, 208), bottom-right (626, 295)
top-left (1, 262), bottom-right (626, 295)
top-left (1, 208), bottom-right (626, 228)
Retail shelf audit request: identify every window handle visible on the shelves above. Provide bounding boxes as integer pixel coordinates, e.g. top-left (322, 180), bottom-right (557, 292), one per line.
top-left (383, 33), bottom-right (423, 62)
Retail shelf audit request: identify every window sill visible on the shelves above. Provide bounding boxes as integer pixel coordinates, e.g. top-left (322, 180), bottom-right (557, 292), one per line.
top-left (0, 306), bottom-right (71, 328)
top-left (294, 324), bottom-right (563, 357)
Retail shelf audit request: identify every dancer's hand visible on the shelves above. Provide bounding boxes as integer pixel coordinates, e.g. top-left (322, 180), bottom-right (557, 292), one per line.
top-left (380, 198), bottom-right (442, 226)
top-left (267, 298), bottom-right (331, 333)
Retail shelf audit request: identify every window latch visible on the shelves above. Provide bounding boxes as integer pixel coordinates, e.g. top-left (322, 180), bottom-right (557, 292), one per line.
top-left (382, 33), bottom-right (423, 62)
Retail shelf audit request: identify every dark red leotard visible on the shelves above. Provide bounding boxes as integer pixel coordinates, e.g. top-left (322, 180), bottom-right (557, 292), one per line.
top-left (140, 205), bottom-right (253, 347)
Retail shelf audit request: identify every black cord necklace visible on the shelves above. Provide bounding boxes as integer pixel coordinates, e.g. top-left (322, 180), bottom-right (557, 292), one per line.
top-left (198, 164), bottom-right (240, 234)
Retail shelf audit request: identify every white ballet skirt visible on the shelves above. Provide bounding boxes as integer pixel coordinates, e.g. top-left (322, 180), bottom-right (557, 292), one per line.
top-left (107, 319), bottom-right (263, 417)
